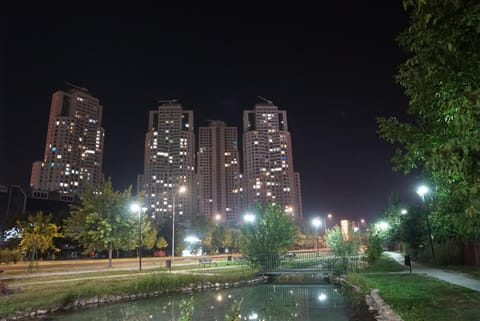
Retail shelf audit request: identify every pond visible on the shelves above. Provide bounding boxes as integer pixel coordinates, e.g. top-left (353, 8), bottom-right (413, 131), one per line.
top-left (46, 279), bottom-right (374, 321)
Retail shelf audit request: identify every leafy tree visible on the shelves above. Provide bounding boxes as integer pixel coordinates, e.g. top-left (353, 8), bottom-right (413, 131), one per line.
top-left (397, 206), bottom-right (428, 258)
top-left (64, 179), bottom-right (135, 267)
top-left (140, 216), bottom-right (158, 251)
top-left (294, 227), bottom-right (306, 250)
top-left (365, 232), bottom-right (383, 265)
top-left (379, 194), bottom-right (406, 245)
top-left (212, 226), bottom-right (233, 253)
top-left (240, 203), bottom-right (295, 270)
top-left (377, 0), bottom-right (480, 239)
top-left (325, 226), bottom-right (360, 257)
top-left (17, 212), bottom-right (63, 263)
top-left (156, 236), bottom-right (168, 250)
top-left (229, 229), bottom-right (242, 253)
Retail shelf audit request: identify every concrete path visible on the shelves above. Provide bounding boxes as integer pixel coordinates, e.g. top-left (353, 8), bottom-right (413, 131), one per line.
top-left (385, 251), bottom-right (480, 292)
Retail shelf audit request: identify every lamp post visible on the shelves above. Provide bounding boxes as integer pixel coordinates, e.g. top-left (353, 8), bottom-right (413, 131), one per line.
top-left (130, 203), bottom-right (147, 271)
top-left (312, 217), bottom-right (322, 255)
top-left (417, 185), bottom-right (435, 260)
top-left (172, 185), bottom-right (186, 263)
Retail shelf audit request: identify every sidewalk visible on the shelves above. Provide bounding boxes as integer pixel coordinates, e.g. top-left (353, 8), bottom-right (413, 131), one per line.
top-left (385, 251), bottom-right (480, 292)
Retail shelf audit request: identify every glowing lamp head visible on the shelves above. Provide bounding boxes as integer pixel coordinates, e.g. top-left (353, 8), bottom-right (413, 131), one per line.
top-left (416, 185), bottom-right (429, 198)
top-left (130, 203), bottom-right (141, 213)
top-left (312, 217), bottom-right (322, 228)
top-left (244, 213), bottom-right (255, 223)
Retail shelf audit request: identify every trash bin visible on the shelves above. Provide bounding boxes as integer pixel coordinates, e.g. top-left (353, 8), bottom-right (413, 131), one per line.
top-left (165, 259), bottom-right (172, 268)
top-left (227, 255), bottom-right (232, 262)
top-left (404, 255), bottom-right (411, 266)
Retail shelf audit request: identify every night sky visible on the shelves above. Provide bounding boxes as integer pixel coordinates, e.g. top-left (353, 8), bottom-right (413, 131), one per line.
top-left (2, 4), bottom-right (422, 223)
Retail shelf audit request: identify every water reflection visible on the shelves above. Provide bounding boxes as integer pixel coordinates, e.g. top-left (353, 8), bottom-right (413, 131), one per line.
top-left (47, 282), bottom-right (363, 321)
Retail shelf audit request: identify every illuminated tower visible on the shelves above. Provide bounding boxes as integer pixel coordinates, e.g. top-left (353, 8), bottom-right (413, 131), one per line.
top-left (243, 100), bottom-right (302, 222)
top-left (141, 101), bottom-right (195, 220)
top-left (197, 121), bottom-right (242, 225)
top-left (30, 85), bottom-right (105, 201)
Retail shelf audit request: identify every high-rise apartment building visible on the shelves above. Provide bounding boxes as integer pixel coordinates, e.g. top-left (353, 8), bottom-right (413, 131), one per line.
top-left (243, 101), bottom-right (302, 222)
top-left (141, 102), bottom-right (195, 220)
top-left (197, 121), bottom-right (242, 225)
top-left (30, 86), bottom-right (105, 201)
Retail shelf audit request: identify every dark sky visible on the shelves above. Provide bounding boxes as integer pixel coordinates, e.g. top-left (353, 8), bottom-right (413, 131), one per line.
top-left (2, 4), bottom-right (421, 223)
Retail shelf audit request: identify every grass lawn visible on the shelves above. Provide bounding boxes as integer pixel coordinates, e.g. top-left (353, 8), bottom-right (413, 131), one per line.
top-left (0, 264), bottom-right (254, 319)
top-left (348, 254), bottom-right (480, 321)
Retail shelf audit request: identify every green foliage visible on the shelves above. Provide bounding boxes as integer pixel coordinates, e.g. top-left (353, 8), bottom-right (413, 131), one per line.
top-left (225, 298), bottom-right (243, 321)
top-left (229, 229), bottom-right (241, 253)
top-left (0, 248), bottom-right (22, 264)
top-left (294, 227), bottom-right (306, 249)
top-left (212, 226), bottom-right (233, 251)
top-left (64, 179), bottom-right (135, 266)
top-left (397, 206), bottom-right (428, 258)
top-left (377, 0), bottom-right (480, 240)
top-left (325, 226), bottom-right (360, 257)
top-left (178, 295), bottom-right (194, 321)
top-left (347, 273), bottom-right (480, 321)
top-left (378, 194), bottom-right (407, 247)
top-left (140, 216), bottom-right (158, 250)
top-left (240, 203), bottom-right (296, 269)
top-left (155, 236), bottom-right (168, 249)
top-left (17, 212), bottom-right (63, 259)
top-left (365, 233), bottom-right (383, 265)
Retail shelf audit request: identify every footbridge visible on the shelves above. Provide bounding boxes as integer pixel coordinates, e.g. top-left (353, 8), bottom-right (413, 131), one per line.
top-left (252, 252), bottom-right (364, 275)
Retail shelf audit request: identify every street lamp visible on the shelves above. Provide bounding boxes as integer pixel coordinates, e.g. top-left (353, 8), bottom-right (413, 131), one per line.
top-left (171, 185), bottom-right (186, 263)
top-left (215, 213), bottom-right (221, 226)
top-left (130, 203), bottom-right (147, 271)
top-left (312, 217), bottom-right (322, 254)
top-left (243, 213), bottom-right (256, 223)
top-left (416, 185), bottom-right (435, 259)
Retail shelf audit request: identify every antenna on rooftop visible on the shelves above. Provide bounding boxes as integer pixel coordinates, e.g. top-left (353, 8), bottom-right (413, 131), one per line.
top-left (257, 96), bottom-right (273, 104)
top-left (64, 81), bottom-right (89, 92)
top-left (157, 99), bottom-right (178, 104)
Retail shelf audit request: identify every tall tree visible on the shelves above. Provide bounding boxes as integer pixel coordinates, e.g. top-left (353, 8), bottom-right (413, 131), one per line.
top-left (64, 179), bottom-right (135, 267)
top-left (17, 212), bottom-right (63, 264)
top-left (377, 0), bottom-right (480, 239)
top-left (211, 226), bottom-right (233, 252)
top-left (240, 203), bottom-right (295, 269)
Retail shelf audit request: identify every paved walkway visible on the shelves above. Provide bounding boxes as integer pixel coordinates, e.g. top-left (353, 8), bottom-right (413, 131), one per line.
top-left (385, 251), bottom-right (480, 292)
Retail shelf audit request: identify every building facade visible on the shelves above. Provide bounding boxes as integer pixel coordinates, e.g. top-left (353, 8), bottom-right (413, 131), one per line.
top-left (141, 102), bottom-right (195, 221)
top-left (30, 86), bottom-right (105, 201)
top-left (197, 121), bottom-right (242, 226)
top-left (243, 101), bottom-right (302, 222)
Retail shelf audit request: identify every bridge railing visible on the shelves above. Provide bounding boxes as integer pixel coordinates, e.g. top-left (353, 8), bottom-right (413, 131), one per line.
top-left (249, 252), bottom-right (365, 274)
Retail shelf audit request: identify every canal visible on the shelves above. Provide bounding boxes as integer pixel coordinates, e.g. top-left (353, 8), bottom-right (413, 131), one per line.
top-left (46, 277), bottom-right (375, 320)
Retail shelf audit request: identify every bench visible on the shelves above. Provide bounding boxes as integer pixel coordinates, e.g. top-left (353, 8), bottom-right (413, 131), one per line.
top-left (199, 258), bottom-right (217, 267)
top-left (282, 252), bottom-right (296, 260)
top-left (233, 256), bottom-right (245, 263)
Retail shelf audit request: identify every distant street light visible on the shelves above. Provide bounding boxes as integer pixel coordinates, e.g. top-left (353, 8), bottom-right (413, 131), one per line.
top-left (416, 184), bottom-right (435, 260)
top-left (215, 213), bottom-right (221, 226)
top-left (312, 217), bottom-right (322, 254)
top-left (401, 209), bottom-right (408, 215)
top-left (130, 203), bottom-right (147, 271)
top-left (416, 185), bottom-right (429, 202)
top-left (172, 185), bottom-right (187, 263)
top-left (244, 213), bottom-right (256, 223)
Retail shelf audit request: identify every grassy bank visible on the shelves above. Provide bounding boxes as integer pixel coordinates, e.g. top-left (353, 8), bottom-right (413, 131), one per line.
top-left (348, 255), bottom-right (480, 321)
top-left (0, 265), bottom-right (255, 319)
